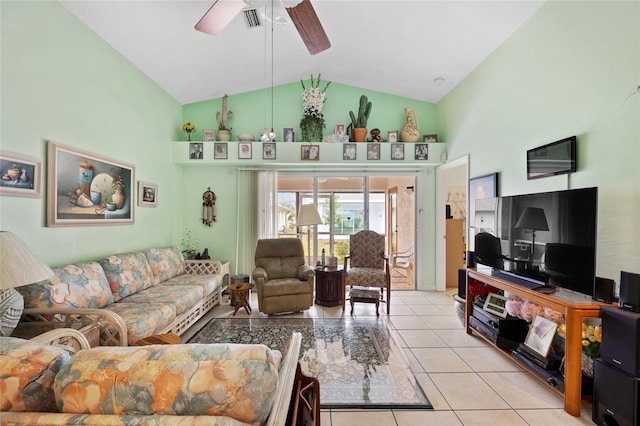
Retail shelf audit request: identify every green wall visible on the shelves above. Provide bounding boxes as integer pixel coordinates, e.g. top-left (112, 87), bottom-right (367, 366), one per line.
top-left (1, 1), bottom-right (183, 265)
top-left (438, 1), bottom-right (640, 282)
top-left (181, 82), bottom-right (438, 143)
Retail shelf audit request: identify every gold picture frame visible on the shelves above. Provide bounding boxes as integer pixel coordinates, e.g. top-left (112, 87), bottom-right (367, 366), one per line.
top-left (301, 144), bottom-right (320, 161)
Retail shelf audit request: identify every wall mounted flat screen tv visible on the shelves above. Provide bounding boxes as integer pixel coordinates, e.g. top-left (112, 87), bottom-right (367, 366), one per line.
top-left (527, 136), bottom-right (576, 180)
top-left (473, 187), bottom-right (598, 297)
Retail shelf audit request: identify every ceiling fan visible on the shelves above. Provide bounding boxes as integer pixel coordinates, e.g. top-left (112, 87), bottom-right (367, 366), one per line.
top-left (195, 0), bottom-right (331, 55)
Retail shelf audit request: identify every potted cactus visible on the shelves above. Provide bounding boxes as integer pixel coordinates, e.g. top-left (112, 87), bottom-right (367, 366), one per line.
top-left (349, 95), bottom-right (372, 142)
top-left (216, 94), bottom-right (233, 141)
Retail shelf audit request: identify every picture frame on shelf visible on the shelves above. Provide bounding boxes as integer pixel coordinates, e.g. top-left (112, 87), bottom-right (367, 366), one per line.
top-left (335, 124), bottom-right (345, 136)
top-left (263, 142), bottom-right (276, 160)
top-left (47, 140), bottom-right (134, 227)
top-left (238, 142), bottom-right (252, 159)
top-left (137, 181), bottom-right (158, 207)
top-left (388, 131), bottom-right (398, 143)
top-left (483, 292), bottom-right (508, 318)
top-left (524, 314), bottom-right (558, 358)
top-left (414, 143), bottom-right (429, 160)
top-left (343, 143), bottom-right (357, 160)
top-left (468, 172), bottom-right (498, 228)
top-left (189, 143), bottom-right (203, 160)
top-left (283, 127), bottom-right (295, 142)
top-left (390, 143), bottom-right (404, 160)
top-left (0, 151), bottom-right (41, 198)
top-left (214, 142), bottom-right (228, 159)
top-left (202, 129), bottom-right (216, 142)
top-left (367, 143), bottom-right (380, 160)
top-left (423, 134), bottom-right (438, 143)
top-left (301, 144), bottom-right (319, 161)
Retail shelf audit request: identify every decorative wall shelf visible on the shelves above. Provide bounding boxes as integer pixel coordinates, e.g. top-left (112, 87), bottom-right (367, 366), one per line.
top-left (172, 141), bottom-right (447, 167)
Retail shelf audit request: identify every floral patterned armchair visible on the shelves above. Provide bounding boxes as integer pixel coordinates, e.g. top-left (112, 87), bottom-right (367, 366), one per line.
top-left (342, 230), bottom-right (391, 314)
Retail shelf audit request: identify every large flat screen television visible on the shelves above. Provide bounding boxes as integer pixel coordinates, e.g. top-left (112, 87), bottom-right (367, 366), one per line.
top-left (527, 136), bottom-right (576, 180)
top-left (473, 187), bottom-right (598, 297)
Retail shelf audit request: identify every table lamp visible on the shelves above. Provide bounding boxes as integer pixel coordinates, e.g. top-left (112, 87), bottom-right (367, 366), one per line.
top-left (515, 207), bottom-right (549, 260)
top-left (0, 231), bottom-right (54, 336)
top-left (297, 204), bottom-right (323, 266)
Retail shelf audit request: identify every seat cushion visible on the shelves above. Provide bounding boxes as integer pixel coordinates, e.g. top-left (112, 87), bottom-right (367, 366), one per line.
top-left (103, 302), bottom-right (176, 344)
top-left (261, 278), bottom-right (312, 297)
top-left (54, 343), bottom-right (280, 424)
top-left (345, 267), bottom-right (387, 287)
top-left (161, 273), bottom-right (219, 297)
top-left (19, 262), bottom-right (114, 309)
top-left (0, 336), bottom-right (70, 412)
top-left (118, 285), bottom-right (203, 316)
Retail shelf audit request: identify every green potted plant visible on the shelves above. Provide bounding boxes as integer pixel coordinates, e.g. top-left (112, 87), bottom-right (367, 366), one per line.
top-left (349, 95), bottom-right (372, 142)
top-left (216, 94), bottom-right (233, 141)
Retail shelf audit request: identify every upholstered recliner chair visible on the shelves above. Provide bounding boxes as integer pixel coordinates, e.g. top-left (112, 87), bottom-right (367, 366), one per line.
top-left (252, 238), bottom-right (315, 315)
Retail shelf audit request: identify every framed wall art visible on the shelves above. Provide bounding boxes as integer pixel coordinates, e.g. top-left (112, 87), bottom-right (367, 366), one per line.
top-left (189, 143), bottom-right (203, 159)
top-left (263, 142), bottom-right (276, 160)
top-left (343, 143), bottom-right (357, 160)
top-left (301, 145), bottom-right (319, 161)
top-left (214, 142), bottom-right (228, 159)
top-left (0, 151), bottom-right (41, 198)
top-left (367, 143), bottom-right (380, 160)
top-left (468, 172), bottom-right (498, 228)
top-left (414, 143), bottom-right (429, 160)
top-left (238, 142), bottom-right (252, 159)
top-left (202, 129), bottom-right (216, 142)
top-left (47, 141), bottom-right (134, 227)
top-left (390, 143), bottom-right (404, 160)
top-left (138, 181), bottom-right (158, 207)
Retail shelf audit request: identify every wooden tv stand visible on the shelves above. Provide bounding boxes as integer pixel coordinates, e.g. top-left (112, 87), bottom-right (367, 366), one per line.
top-left (465, 268), bottom-right (610, 417)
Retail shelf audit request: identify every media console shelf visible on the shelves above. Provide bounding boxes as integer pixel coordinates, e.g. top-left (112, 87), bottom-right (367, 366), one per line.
top-left (465, 268), bottom-right (610, 417)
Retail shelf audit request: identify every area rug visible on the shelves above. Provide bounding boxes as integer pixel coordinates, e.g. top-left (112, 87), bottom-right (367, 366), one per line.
top-left (188, 317), bottom-right (432, 409)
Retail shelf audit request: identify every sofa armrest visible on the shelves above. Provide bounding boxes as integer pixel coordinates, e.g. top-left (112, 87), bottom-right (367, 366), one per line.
top-left (21, 308), bottom-right (128, 346)
top-left (252, 266), bottom-right (268, 284)
top-left (30, 328), bottom-right (91, 354)
top-left (266, 332), bottom-right (302, 426)
top-left (298, 265), bottom-right (315, 281)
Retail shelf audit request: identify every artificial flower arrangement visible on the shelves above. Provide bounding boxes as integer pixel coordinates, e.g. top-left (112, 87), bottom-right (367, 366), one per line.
top-left (506, 296), bottom-right (565, 323)
top-left (300, 74), bottom-right (331, 142)
top-left (180, 227), bottom-right (198, 259)
top-left (181, 121), bottom-right (197, 141)
top-left (467, 278), bottom-right (500, 299)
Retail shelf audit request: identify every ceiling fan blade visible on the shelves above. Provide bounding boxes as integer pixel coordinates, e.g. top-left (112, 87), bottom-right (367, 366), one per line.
top-left (285, 0), bottom-right (331, 55)
top-left (195, 0), bottom-right (246, 36)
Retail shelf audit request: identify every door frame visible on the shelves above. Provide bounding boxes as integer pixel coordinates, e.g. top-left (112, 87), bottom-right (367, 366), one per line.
top-left (435, 155), bottom-right (468, 292)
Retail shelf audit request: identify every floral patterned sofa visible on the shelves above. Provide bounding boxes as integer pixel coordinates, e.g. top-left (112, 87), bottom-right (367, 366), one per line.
top-left (0, 331), bottom-right (306, 426)
top-left (15, 246), bottom-right (224, 346)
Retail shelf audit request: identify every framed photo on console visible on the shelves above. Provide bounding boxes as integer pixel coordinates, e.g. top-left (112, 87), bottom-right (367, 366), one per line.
top-left (524, 315), bottom-right (558, 358)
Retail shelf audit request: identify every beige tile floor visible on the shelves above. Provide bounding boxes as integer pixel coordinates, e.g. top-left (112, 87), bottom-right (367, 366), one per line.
top-left (185, 289), bottom-right (596, 426)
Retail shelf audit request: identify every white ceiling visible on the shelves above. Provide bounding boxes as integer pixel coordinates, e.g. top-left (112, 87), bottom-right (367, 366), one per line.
top-left (59, 0), bottom-right (545, 105)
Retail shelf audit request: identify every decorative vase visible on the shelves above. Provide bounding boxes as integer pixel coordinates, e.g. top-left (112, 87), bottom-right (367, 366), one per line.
top-left (581, 352), bottom-right (594, 378)
top-left (112, 189), bottom-right (125, 210)
top-left (352, 128), bottom-right (367, 142)
top-left (186, 131), bottom-right (192, 141)
top-left (400, 107), bottom-right (420, 142)
top-left (218, 129), bottom-right (231, 141)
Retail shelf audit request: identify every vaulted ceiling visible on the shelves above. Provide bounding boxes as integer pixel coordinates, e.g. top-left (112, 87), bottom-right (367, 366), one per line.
top-left (59, 0), bottom-right (545, 105)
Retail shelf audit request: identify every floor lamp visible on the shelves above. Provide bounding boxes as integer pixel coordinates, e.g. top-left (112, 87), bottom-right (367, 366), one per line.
top-left (297, 204), bottom-right (323, 266)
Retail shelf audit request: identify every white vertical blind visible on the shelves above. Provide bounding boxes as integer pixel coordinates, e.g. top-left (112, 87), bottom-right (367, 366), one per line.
top-left (235, 170), bottom-right (257, 275)
top-left (257, 170), bottom-right (278, 239)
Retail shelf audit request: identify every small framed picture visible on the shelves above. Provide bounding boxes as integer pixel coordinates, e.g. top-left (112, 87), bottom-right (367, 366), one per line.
top-left (283, 127), bottom-right (295, 142)
top-left (343, 143), bottom-right (357, 160)
top-left (263, 142), bottom-right (276, 160)
top-left (524, 315), bottom-right (558, 358)
top-left (238, 142), bottom-right (252, 159)
top-left (138, 181), bottom-right (158, 207)
top-left (335, 124), bottom-right (345, 136)
top-left (189, 143), bottom-right (203, 160)
top-left (390, 143), bottom-right (404, 160)
top-left (214, 142), bottom-right (228, 159)
top-left (202, 129), bottom-right (216, 142)
top-left (414, 143), bottom-right (429, 160)
top-left (0, 151), bottom-right (41, 198)
top-left (301, 144), bottom-right (319, 161)
top-left (388, 131), bottom-right (398, 143)
top-left (423, 134), bottom-right (438, 143)
top-left (482, 292), bottom-right (508, 318)
top-left (367, 143), bottom-right (380, 160)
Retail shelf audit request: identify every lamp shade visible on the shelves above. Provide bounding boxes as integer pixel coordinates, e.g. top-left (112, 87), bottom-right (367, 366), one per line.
top-left (0, 231), bottom-right (54, 290)
top-left (515, 207), bottom-right (549, 231)
top-left (297, 204), bottom-right (323, 227)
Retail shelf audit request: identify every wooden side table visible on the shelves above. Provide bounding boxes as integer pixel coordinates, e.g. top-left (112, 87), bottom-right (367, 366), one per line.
top-left (230, 282), bottom-right (255, 316)
top-left (131, 333), bottom-right (181, 346)
top-left (315, 267), bottom-right (343, 307)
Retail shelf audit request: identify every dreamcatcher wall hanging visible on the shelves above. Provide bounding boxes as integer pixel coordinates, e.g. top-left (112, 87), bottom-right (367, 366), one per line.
top-left (201, 187), bottom-right (216, 226)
